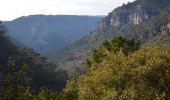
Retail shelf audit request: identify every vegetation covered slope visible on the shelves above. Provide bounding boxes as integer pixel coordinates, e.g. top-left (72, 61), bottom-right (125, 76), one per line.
top-left (0, 23), bottom-right (68, 93)
top-left (3, 35), bottom-right (169, 100)
top-left (3, 15), bottom-right (101, 55)
top-left (27, 37), bottom-right (170, 100)
top-left (51, 0), bottom-right (170, 75)
top-left (60, 39), bottom-right (170, 100)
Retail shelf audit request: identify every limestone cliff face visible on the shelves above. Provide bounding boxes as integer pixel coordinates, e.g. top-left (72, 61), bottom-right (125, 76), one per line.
top-left (129, 6), bottom-right (149, 25)
top-left (161, 23), bottom-right (170, 35)
top-left (98, 0), bottom-right (170, 30)
top-left (99, 4), bottom-right (150, 30)
top-left (167, 23), bottom-right (170, 31)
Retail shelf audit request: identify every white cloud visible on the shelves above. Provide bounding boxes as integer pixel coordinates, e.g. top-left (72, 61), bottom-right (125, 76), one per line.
top-left (0, 0), bottom-right (134, 21)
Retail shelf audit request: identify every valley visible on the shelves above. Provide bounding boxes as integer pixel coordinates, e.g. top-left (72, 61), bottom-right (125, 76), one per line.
top-left (3, 15), bottom-right (101, 55)
top-left (1, 0), bottom-right (170, 99)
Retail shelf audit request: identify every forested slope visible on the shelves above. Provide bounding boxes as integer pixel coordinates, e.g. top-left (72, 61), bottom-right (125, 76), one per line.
top-left (52, 0), bottom-right (170, 75)
top-left (3, 15), bottom-right (100, 55)
top-left (0, 22), bottom-right (68, 94)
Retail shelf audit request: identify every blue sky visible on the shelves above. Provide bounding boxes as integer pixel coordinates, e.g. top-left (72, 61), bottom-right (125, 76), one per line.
top-left (0, 0), bottom-right (134, 21)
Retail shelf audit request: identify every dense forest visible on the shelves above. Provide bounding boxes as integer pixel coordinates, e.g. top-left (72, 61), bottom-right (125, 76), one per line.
top-left (60, 37), bottom-right (170, 99)
top-left (1, 0), bottom-right (170, 99)
top-left (0, 23), bottom-right (68, 99)
top-left (1, 24), bottom-right (170, 99)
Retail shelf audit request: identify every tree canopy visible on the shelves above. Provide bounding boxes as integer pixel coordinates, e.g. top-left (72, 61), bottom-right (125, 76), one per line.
top-left (61, 37), bottom-right (170, 100)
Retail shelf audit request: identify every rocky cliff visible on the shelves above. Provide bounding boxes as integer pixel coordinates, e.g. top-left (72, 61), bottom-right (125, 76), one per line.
top-left (99, 0), bottom-right (170, 30)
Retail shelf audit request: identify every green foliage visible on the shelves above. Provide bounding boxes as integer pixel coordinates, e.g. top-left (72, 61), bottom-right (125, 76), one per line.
top-left (62, 45), bottom-right (170, 100)
top-left (89, 36), bottom-right (140, 65)
top-left (2, 33), bottom-right (168, 100)
top-left (1, 0), bottom-right (170, 99)
top-left (0, 60), bottom-right (32, 100)
top-left (102, 40), bottom-right (112, 51)
top-left (35, 87), bottom-right (54, 100)
top-left (0, 23), bottom-right (68, 99)
top-left (0, 27), bottom-right (68, 91)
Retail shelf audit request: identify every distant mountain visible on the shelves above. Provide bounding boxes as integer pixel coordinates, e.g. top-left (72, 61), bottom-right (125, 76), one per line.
top-left (3, 15), bottom-right (101, 55)
top-left (51, 0), bottom-right (170, 74)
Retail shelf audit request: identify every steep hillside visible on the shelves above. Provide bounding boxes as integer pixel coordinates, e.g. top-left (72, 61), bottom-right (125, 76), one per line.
top-left (51, 0), bottom-right (170, 74)
top-left (0, 22), bottom-right (68, 92)
top-left (3, 15), bottom-right (101, 55)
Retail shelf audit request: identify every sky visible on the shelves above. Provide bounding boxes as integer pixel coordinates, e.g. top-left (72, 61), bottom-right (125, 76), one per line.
top-left (0, 0), bottom-right (134, 21)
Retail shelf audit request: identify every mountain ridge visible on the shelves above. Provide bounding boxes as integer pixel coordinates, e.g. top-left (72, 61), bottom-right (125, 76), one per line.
top-left (3, 15), bottom-right (101, 55)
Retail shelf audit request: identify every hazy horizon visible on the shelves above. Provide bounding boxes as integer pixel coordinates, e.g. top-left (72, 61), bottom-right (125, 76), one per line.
top-left (0, 0), bottom-right (134, 21)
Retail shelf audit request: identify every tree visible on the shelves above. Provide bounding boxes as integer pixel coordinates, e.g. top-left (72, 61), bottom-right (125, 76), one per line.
top-left (0, 59), bottom-right (32, 100)
top-left (61, 39), bottom-right (170, 99)
top-left (89, 36), bottom-right (140, 65)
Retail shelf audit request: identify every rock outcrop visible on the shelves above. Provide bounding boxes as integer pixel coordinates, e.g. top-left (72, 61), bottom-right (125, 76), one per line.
top-left (99, 0), bottom-right (170, 30)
